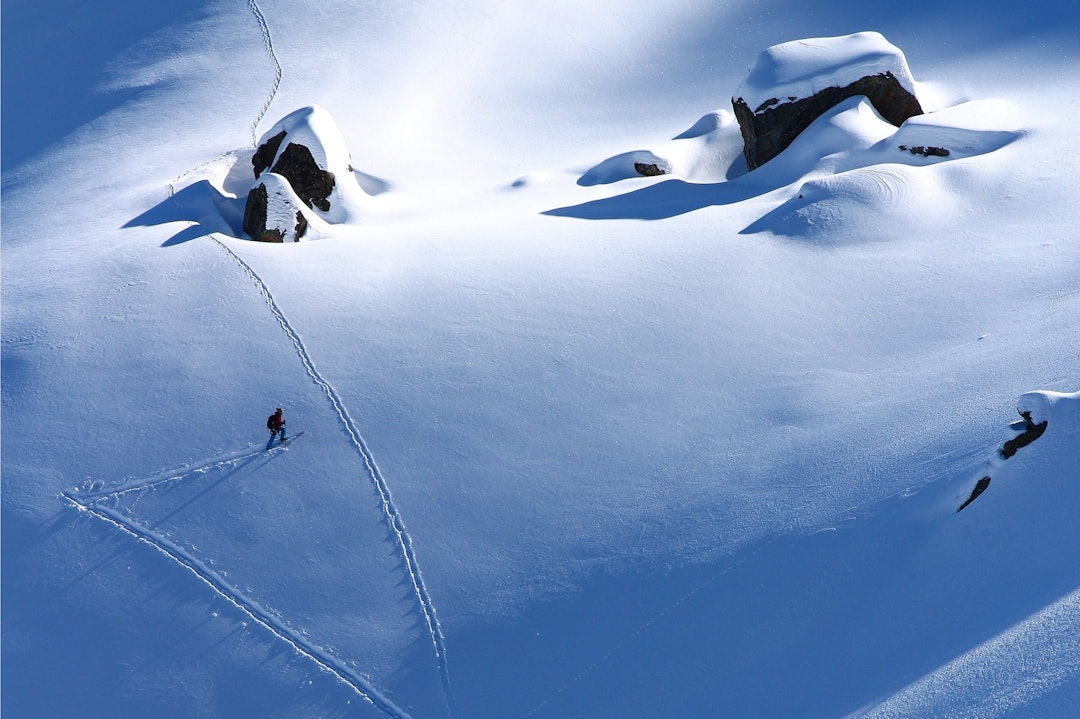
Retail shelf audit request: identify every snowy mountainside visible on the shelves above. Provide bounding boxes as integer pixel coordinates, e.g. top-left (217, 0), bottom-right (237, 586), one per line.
top-left (3, 1), bottom-right (1080, 718)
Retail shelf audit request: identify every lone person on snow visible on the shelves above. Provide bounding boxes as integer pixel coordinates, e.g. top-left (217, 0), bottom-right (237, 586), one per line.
top-left (267, 407), bottom-right (287, 449)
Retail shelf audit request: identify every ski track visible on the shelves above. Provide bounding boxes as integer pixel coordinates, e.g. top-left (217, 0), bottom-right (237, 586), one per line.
top-left (203, 1), bottom-right (451, 707)
top-left (74, 441), bottom-right (267, 500)
top-left (62, 492), bottom-right (412, 719)
top-left (213, 238), bottom-right (454, 710)
top-left (74, 0), bottom-right (453, 714)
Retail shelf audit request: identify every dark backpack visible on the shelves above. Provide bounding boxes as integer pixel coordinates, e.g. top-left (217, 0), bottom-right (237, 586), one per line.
top-left (267, 414), bottom-right (277, 430)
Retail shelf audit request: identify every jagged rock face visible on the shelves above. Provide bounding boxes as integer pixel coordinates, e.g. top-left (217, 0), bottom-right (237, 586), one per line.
top-left (244, 127), bottom-right (337, 241)
top-left (634, 162), bottom-right (667, 177)
top-left (267, 142), bottom-right (335, 212)
top-left (252, 130), bottom-right (287, 178)
top-left (733, 72), bottom-right (923, 170)
top-left (241, 105), bottom-right (369, 241)
top-left (243, 175), bottom-right (310, 243)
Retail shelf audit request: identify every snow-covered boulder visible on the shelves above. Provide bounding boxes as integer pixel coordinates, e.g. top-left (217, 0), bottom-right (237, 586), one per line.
top-left (732, 32), bottom-right (923, 170)
top-left (243, 173), bottom-right (329, 243)
top-left (243, 105), bottom-right (368, 240)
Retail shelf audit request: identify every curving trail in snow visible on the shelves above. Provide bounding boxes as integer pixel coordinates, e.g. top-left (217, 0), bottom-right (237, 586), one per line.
top-left (245, 0), bottom-right (283, 145)
top-left (146, 0), bottom-right (452, 712)
top-left (62, 492), bottom-right (413, 719)
top-left (212, 238), bottom-right (453, 709)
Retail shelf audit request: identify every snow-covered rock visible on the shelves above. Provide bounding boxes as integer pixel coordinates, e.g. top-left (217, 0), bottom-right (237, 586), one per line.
top-left (1016, 390), bottom-right (1078, 427)
top-left (242, 172), bottom-right (329, 242)
top-left (732, 32), bottom-right (923, 170)
top-left (244, 105), bottom-right (369, 239)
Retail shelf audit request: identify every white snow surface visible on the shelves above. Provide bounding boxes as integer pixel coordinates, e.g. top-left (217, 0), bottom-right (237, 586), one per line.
top-left (735, 31), bottom-right (919, 111)
top-left (3, 1), bottom-right (1080, 718)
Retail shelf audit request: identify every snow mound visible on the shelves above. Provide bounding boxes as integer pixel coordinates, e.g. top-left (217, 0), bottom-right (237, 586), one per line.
top-left (766, 95), bottom-right (897, 174)
top-left (578, 109), bottom-right (745, 185)
top-left (735, 31), bottom-right (918, 112)
top-left (254, 105), bottom-right (371, 225)
top-left (1016, 389), bottom-right (1079, 426)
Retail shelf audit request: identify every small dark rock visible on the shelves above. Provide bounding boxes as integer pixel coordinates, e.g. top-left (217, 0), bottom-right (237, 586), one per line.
top-left (899, 144), bottom-right (950, 157)
top-left (634, 162), bottom-right (667, 177)
top-left (956, 476), bottom-right (991, 513)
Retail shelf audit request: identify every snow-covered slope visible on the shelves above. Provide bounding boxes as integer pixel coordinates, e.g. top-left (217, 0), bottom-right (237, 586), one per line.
top-left (3, 1), bottom-right (1079, 718)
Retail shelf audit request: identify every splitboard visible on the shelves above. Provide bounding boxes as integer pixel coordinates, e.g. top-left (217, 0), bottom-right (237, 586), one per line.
top-left (268, 429), bottom-right (306, 451)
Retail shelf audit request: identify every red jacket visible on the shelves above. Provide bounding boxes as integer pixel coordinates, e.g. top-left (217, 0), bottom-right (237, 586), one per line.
top-left (267, 412), bottom-right (284, 432)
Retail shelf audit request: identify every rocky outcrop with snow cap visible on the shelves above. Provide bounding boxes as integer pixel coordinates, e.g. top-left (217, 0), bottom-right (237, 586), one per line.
top-left (732, 32), bottom-right (923, 170)
top-left (243, 105), bottom-right (368, 241)
top-left (243, 173), bottom-right (329, 243)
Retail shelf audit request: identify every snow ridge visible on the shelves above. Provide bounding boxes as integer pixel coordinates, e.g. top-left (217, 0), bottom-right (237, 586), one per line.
top-left (212, 238), bottom-right (454, 711)
top-left (245, 0), bottom-right (282, 145)
top-left (61, 492), bottom-right (412, 719)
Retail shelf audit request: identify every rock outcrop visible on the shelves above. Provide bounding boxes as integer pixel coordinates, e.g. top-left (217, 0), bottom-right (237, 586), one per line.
top-left (242, 105), bottom-right (369, 241)
top-left (255, 140), bottom-right (335, 213)
top-left (732, 32), bottom-right (923, 170)
top-left (634, 162), bottom-right (667, 177)
top-left (243, 173), bottom-right (319, 243)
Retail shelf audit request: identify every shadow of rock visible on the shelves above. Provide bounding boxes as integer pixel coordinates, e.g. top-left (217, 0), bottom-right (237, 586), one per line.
top-left (544, 143), bottom-right (827, 220)
top-left (125, 180), bottom-right (245, 246)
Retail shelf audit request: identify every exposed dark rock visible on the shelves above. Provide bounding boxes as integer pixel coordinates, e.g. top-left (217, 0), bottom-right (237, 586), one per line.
top-left (293, 210), bottom-right (308, 240)
top-left (634, 162), bottom-right (667, 177)
top-left (1001, 413), bottom-right (1048, 459)
top-left (243, 184), bottom-right (278, 242)
top-left (956, 476), bottom-right (991, 513)
top-left (252, 130), bottom-right (287, 178)
top-left (269, 142), bottom-right (336, 212)
top-left (900, 144), bottom-right (950, 157)
top-left (242, 179), bottom-right (310, 243)
top-left (956, 407), bottom-right (1050, 512)
top-left (733, 72), bottom-right (923, 170)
